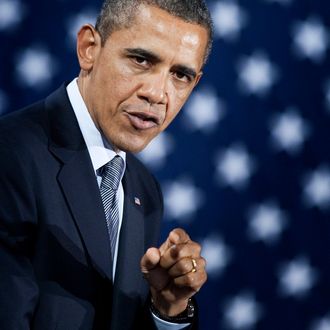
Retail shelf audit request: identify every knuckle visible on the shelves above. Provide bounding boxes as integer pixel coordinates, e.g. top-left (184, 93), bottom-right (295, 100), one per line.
top-left (199, 257), bottom-right (207, 268)
top-left (171, 228), bottom-right (179, 234)
top-left (185, 272), bottom-right (196, 285)
top-left (181, 260), bottom-right (192, 274)
top-left (173, 227), bottom-right (184, 236)
top-left (174, 228), bottom-right (190, 241)
top-left (190, 241), bottom-right (201, 254)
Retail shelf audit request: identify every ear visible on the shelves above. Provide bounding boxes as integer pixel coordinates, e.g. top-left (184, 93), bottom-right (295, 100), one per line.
top-left (76, 24), bottom-right (102, 71)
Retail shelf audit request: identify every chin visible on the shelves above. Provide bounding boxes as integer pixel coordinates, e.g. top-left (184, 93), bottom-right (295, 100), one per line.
top-left (115, 139), bottom-right (150, 154)
top-left (123, 144), bottom-right (149, 154)
top-left (108, 130), bottom-right (156, 154)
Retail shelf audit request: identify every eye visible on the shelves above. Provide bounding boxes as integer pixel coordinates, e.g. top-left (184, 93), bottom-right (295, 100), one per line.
top-left (132, 56), bottom-right (149, 67)
top-left (173, 71), bottom-right (192, 83)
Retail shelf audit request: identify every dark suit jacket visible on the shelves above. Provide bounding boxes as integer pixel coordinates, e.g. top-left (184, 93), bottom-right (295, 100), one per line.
top-left (0, 85), bottom-right (165, 329)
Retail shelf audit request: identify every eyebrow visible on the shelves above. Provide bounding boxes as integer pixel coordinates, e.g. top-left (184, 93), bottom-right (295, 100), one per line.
top-left (125, 48), bottom-right (162, 64)
top-left (125, 48), bottom-right (198, 79)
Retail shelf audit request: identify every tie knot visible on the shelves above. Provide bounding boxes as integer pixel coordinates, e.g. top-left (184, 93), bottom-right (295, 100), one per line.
top-left (101, 156), bottom-right (125, 191)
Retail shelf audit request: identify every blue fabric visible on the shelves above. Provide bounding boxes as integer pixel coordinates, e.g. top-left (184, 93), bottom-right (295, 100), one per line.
top-left (1, 0), bottom-right (330, 329)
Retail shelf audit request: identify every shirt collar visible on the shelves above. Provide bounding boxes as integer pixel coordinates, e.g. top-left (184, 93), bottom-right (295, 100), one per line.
top-left (66, 78), bottom-right (126, 173)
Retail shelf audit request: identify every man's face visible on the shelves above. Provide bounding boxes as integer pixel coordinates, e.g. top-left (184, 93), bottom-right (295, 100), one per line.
top-left (78, 4), bottom-right (208, 153)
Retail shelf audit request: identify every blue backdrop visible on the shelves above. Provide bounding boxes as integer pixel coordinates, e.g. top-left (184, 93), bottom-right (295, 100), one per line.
top-left (1, 0), bottom-right (330, 329)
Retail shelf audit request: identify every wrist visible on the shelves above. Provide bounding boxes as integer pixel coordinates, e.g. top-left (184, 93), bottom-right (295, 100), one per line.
top-left (150, 297), bottom-right (195, 324)
top-left (151, 296), bottom-right (188, 316)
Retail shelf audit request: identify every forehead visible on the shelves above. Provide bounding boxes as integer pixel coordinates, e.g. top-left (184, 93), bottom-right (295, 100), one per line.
top-left (106, 4), bottom-right (208, 71)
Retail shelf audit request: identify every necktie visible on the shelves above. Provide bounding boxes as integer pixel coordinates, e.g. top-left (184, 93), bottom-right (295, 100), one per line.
top-left (100, 155), bottom-right (125, 263)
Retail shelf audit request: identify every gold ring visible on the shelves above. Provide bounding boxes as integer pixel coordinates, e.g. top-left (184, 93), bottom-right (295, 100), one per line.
top-left (191, 258), bottom-right (197, 273)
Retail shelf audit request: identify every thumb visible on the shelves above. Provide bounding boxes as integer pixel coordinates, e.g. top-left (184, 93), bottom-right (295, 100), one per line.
top-left (140, 247), bottom-right (161, 274)
top-left (140, 247), bottom-right (169, 291)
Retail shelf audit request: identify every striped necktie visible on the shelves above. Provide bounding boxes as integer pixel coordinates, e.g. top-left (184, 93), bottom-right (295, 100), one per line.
top-left (100, 155), bottom-right (125, 263)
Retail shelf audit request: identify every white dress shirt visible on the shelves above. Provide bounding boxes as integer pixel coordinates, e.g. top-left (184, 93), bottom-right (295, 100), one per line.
top-left (66, 78), bottom-right (190, 330)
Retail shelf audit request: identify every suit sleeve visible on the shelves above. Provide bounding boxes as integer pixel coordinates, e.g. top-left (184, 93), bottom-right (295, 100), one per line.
top-left (0, 143), bottom-right (39, 329)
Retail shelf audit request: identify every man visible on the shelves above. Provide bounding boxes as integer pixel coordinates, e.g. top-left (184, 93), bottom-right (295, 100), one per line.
top-left (0, 0), bottom-right (212, 329)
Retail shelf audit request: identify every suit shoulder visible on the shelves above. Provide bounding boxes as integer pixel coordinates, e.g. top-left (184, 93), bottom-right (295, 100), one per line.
top-left (0, 100), bottom-right (46, 144)
top-left (126, 153), bottom-right (158, 181)
top-left (0, 100), bottom-right (50, 177)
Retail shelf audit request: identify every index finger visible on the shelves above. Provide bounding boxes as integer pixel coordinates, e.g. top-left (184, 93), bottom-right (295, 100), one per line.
top-left (159, 228), bottom-right (191, 255)
top-left (170, 228), bottom-right (191, 245)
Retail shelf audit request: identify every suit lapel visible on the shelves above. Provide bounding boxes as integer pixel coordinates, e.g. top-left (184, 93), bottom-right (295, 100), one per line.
top-left (56, 151), bottom-right (113, 280)
top-left (46, 85), bottom-right (113, 280)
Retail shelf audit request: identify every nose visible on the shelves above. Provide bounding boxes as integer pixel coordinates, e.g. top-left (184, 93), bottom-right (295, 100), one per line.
top-left (137, 72), bottom-right (168, 105)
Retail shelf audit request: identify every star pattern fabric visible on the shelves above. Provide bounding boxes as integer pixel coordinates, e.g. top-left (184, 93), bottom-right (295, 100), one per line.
top-left (0, 0), bottom-right (25, 30)
top-left (269, 107), bottom-right (311, 155)
top-left (292, 17), bottom-right (329, 62)
top-left (1, 0), bottom-right (330, 329)
top-left (247, 200), bottom-right (288, 244)
top-left (223, 292), bottom-right (263, 329)
top-left (212, 1), bottom-right (248, 41)
top-left (15, 47), bottom-right (58, 88)
top-left (277, 256), bottom-right (318, 298)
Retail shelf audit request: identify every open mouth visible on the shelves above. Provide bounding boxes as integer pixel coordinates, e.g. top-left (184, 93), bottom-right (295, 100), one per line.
top-left (126, 112), bottom-right (160, 130)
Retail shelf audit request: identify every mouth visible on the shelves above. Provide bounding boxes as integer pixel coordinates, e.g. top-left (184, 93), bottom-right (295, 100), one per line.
top-left (125, 111), bottom-right (161, 130)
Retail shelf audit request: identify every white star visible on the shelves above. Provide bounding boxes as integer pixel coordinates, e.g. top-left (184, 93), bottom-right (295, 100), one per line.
top-left (270, 108), bottom-right (310, 155)
top-left (215, 144), bottom-right (256, 189)
top-left (163, 177), bottom-right (204, 222)
top-left (0, 0), bottom-right (25, 30)
top-left (183, 88), bottom-right (225, 133)
top-left (237, 52), bottom-right (279, 96)
top-left (212, 1), bottom-right (248, 41)
top-left (247, 201), bottom-right (288, 244)
top-left (223, 292), bottom-right (263, 329)
top-left (137, 132), bottom-right (174, 169)
top-left (0, 90), bottom-right (8, 115)
top-left (278, 257), bottom-right (318, 298)
top-left (292, 17), bottom-right (329, 63)
top-left (66, 10), bottom-right (97, 45)
top-left (310, 315), bottom-right (330, 330)
top-left (15, 47), bottom-right (58, 89)
top-left (303, 166), bottom-right (330, 210)
top-left (201, 235), bottom-right (232, 278)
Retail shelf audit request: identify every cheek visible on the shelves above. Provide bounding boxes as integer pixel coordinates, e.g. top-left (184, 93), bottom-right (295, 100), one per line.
top-left (95, 60), bottom-right (138, 104)
top-left (95, 77), bottom-right (138, 120)
top-left (114, 76), bottom-right (137, 101)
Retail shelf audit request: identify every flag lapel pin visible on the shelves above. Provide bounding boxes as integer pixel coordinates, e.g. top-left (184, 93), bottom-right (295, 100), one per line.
top-left (134, 197), bottom-right (141, 206)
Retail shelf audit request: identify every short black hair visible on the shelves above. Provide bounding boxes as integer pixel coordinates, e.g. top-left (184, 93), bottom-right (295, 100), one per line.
top-left (95, 0), bottom-right (213, 64)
